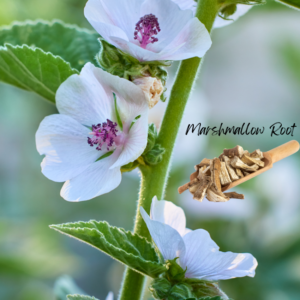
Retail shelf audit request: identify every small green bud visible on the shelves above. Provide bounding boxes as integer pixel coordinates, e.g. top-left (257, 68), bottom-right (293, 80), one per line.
top-left (168, 283), bottom-right (194, 300)
top-left (219, 4), bottom-right (237, 19)
top-left (149, 278), bottom-right (172, 299)
top-left (144, 123), bottom-right (158, 153)
top-left (143, 144), bottom-right (165, 165)
top-left (96, 39), bottom-right (169, 102)
top-left (165, 258), bottom-right (187, 283)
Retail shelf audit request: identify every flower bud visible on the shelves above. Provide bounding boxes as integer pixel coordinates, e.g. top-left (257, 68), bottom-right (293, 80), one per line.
top-left (168, 283), bottom-right (194, 300)
top-left (149, 278), bottom-right (172, 299)
top-left (144, 123), bottom-right (158, 153)
top-left (133, 77), bottom-right (163, 108)
top-left (166, 258), bottom-right (187, 283)
top-left (143, 144), bottom-right (165, 165)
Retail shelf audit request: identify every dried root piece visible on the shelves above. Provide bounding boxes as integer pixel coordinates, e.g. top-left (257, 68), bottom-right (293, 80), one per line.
top-left (188, 178), bottom-right (200, 193)
top-left (219, 161), bottom-right (232, 185)
top-left (250, 149), bottom-right (264, 159)
top-left (206, 184), bottom-right (230, 202)
top-left (243, 171), bottom-right (251, 176)
top-left (178, 178), bottom-right (198, 194)
top-left (231, 157), bottom-right (259, 172)
top-left (235, 168), bottom-right (244, 178)
top-left (243, 150), bottom-right (250, 156)
top-left (224, 192), bottom-right (245, 199)
top-left (223, 156), bottom-right (239, 181)
top-left (196, 158), bottom-right (211, 168)
top-left (223, 145), bottom-right (244, 158)
top-left (199, 165), bottom-right (210, 177)
top-left (211, 158), bottom-right (222, 192)
top-left (193, 176), bottom-right (211, 202)
top-left (241, 154), bottom-right (265, 168)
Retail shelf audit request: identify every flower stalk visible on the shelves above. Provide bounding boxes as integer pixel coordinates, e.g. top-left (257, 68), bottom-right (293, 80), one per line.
top-left (118, 0), bottom-right (221, 299)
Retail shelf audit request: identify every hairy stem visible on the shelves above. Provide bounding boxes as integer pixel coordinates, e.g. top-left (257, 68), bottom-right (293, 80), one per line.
top-left (118, 0), bottom-right (220, 299)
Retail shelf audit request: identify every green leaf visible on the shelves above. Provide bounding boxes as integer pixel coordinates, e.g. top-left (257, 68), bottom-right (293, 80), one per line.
top-left (0, 20), bottom-right (100, 70)
top-left (276, 0), bottom-right (300, 10)
top-left (50, 221), bottom-right (167, 278)
top-left (0, 44), bottom-right (77, 103)
top-left (67, 295), bottom-right (99, 300)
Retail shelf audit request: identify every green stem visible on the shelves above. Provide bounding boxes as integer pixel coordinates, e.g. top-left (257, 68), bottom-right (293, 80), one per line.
top-left (118, 0), bottom-right (220, 299)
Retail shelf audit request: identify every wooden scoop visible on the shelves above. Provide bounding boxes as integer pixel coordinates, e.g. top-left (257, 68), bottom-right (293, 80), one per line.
top-left (184, 140), bottom-right (300, 193)
top-left (221, 140), bottom-right (299, 191)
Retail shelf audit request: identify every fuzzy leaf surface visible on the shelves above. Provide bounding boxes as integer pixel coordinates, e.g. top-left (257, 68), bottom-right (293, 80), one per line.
top-left (0, 20), bottom-right (100, 70)
top-left (0, 44), bottom-right (77, 103)
top-left (50, 221), bottom-right (167, 278)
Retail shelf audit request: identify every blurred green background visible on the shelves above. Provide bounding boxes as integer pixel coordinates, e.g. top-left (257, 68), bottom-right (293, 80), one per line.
top-left (0, 1), bottom-right (300, 300)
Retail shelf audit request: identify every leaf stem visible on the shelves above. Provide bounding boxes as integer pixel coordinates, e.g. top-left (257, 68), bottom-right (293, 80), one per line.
top-left (118, 0), bottom-right (220, 299)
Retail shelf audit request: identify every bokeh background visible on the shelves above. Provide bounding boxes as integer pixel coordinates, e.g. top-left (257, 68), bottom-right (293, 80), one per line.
top-left (0, 1), bottom-right (300, 300)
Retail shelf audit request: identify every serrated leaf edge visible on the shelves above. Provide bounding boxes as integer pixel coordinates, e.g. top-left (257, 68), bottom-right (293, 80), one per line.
top-left (50, 221), bottom-right (167, 278)
top-left (0, 19), bottom-right (98, 36)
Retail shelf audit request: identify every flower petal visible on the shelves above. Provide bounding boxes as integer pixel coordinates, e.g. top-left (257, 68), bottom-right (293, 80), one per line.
top-left (90, 66), bottom-right (148, 169)
top-left (180, 229), bottom-right (257, 280)
top-left (91, 65), bottom-right (148, 123)
top-left (150, 197), bottom-right (187, 237)
top-left (140, 0), bottom-right (194, 51)
top-left (36, 114), bottom-right (100, 182)
top-left (109, 37), bottom-right (159, 62)
top-left (171, 0), bottom-right (197, 11)
top-left (60, 150), bottom-right (122, 202)
top-left (112, 16), bottom-right (211, 62)
top-left (87, 0), bottom-right (141, 39)
top-left (140, 207), bottom-right (186, 260)
top-left (105, 292), bottom-right (114, 300)
top-left (56, 63), bottom-right (113, 126)
top-left (214, 5), bottom-right (252, 28)
top-left (109, 106), bottom-right (148, 169)
top-left (84, 0), bottom-right (130, 44)
top-left (157, 17), bottom-right (212, 60)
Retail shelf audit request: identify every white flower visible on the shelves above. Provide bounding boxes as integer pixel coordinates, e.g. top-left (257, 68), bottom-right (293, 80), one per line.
top-left (36, 63), bottom-right (148, 202)
top-left (133, 77), bottom-right (163, 108)
top-left (172, 0), bottom-right (252, 28)
top-left (84, 0), bottom-right (212, 62)
top-left (140, 197), bottom-right (258, 280)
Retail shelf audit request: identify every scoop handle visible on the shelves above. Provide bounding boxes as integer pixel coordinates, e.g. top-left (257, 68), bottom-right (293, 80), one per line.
top-left (266, 140), bottom-right (299, 163)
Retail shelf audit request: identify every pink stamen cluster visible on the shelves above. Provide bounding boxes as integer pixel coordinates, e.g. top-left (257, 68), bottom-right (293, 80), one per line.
top-left (134, 14), bottom-right (160, 49)
top-left (87, 119), bottom-right (118, 151)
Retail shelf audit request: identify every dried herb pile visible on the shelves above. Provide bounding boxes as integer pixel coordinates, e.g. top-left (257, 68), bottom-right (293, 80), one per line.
top-left (178, 145), bottom-right (265, 202)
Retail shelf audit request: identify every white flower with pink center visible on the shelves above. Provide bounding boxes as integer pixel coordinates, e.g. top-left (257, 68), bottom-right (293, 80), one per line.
top-left (36, 63), bottom-right (148, 202)
top-left (84, 0), bottom-right (212, 62)
top-left (140, 197), bottom-right (258, 280)
top-left (171, 0), bottom-right (252, 28)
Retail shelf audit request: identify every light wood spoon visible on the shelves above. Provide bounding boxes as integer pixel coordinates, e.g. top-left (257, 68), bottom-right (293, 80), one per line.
top-left (182, 140), bottom-right (300, 193)
top-left (221, 140), bottom-right (299, 191)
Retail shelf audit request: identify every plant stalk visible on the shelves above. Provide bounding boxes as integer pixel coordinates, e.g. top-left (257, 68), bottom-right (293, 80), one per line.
top-left (118, 0), bottom-right (220, 299)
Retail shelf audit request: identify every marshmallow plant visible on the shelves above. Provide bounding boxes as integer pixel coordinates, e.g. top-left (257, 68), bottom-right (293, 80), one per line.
top-left (36, 63), bottom-right (148, 201)
top-left (0, 0), bottom-right (282, 298)
top-left (141, 198), bottom-right (257, 281)
top-left (84, 0), bottom-right (212, 62)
